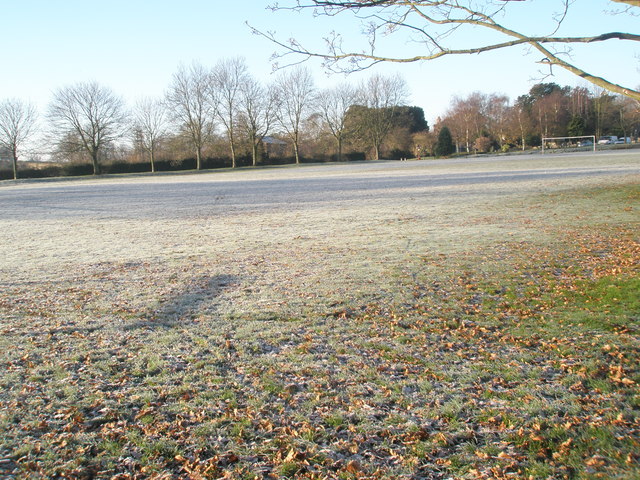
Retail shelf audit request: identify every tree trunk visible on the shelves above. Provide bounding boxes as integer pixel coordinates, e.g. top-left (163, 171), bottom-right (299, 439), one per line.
top-left (294, 141), bottom-right (300, 164)
top-left (91, 151), bottom-right (101, 175)
top-left (231, 145), bottom-right (236, 168)
top-left (252, 142), bottom-right (258, 167)
top-left (11, 149), bottom-right (18, 180)
top-left (230, 133), bottom-right (236, 168)
top-left (149, 148), bottom-right (155, 173)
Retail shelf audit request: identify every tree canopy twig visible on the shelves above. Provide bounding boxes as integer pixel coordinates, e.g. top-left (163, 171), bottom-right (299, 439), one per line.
top-left (253, 0), bottom-right (640, 101)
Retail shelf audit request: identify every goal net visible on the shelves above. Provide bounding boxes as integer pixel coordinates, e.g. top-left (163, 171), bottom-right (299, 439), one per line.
top-left (541, 135), bottom-right (596, 154)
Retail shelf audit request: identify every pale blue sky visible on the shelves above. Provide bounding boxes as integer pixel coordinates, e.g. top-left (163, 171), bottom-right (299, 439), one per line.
top-left (1, 0), bottom-right (638, 125)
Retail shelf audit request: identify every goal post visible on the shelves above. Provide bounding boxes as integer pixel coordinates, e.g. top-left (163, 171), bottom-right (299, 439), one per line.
top-left (541, 135), bottom-right (596, 154)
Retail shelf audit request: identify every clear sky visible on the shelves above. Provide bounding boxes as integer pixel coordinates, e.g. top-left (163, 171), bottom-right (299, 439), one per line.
top-left (1, 0), bottom-right (638, 126)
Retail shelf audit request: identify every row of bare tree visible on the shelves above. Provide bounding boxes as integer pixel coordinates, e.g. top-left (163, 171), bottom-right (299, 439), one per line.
top-left (2, 67), bottom-right (638, 180)
top-left (0, 59), bottom-right (412, 179)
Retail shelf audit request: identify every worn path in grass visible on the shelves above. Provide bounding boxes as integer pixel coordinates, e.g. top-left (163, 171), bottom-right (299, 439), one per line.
top-left (0, 152), bottom-right (639, 479)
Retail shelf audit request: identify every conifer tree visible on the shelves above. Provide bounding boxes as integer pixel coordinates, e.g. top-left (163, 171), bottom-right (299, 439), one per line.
top-left (434, 126), bottom-right (455, 157)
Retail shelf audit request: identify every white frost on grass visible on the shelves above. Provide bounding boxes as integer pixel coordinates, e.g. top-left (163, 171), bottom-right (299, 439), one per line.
top-left (1, 152), bottom-right (638, 321)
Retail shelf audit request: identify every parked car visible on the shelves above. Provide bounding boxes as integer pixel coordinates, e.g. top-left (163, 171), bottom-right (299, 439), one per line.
top-left (598, 135), bottom-right (618, 144)
top-left (577, 140), bottom-right (593, 147)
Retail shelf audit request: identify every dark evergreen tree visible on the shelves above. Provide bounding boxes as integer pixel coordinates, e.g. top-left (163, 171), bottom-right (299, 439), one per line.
top-left (567, 115), bottom-right (586, 137)
top-left (392, 106), bottom-right (429, 133)
top-left (434, 126), bottom-right (455, 157)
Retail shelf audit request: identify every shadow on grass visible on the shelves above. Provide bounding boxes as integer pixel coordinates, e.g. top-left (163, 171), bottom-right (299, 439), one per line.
top-left (124, 274), bottom-right (239, 330)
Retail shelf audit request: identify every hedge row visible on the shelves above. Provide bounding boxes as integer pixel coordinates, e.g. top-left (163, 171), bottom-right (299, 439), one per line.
top-left (1, 152), bottom-right (368, 181)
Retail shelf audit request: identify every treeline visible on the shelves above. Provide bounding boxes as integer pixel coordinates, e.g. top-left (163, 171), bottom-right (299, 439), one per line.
top-left (430, 83), bottom-right (639, 154)
top-left (0, 60), bottom-right (426, 180)
top-left (1, 63), bottom-right (638, 180)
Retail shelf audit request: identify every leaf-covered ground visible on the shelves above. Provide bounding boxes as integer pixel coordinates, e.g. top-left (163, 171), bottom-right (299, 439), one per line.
top-left (0, 158), bottom-right (638, 479)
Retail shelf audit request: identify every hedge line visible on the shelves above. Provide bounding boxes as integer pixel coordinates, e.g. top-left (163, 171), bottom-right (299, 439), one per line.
top-left (1, 152), bottom-right (369, 181)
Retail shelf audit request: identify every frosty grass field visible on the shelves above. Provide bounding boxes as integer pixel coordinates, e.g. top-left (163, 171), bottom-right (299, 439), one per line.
top-left (0, 152), bottom-right (638, 479)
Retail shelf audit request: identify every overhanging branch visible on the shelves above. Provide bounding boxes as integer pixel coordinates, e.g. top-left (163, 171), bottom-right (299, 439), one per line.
top-left (257, 1), bottom-right (640, 101)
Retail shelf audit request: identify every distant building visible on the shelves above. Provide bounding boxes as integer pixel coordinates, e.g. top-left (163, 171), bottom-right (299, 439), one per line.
top-left (261, 136), bottom-right (287, 157)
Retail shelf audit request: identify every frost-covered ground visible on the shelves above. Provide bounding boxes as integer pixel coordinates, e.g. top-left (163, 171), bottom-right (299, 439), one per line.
top-left (1, 152), bottom-right (638, 318)
top-left (0, 152), bottom-right (639, 479)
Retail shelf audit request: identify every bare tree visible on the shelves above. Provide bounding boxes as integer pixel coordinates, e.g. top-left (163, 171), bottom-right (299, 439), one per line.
top-left (212, 57), bottom-right (249, 168)
top-left (615, 94), bottom-right (640, 140)
top-left (592, 88), bottom-right (617, 140)
top-left (0, 98), bottom-right (38, 180)
top-left (569, 86), bottom-right (592, 121)
top-left (534, 89), bottom-right (570, 139)
top-left (48, 82), bottom-right (125, 175)
top-left (350, 73), bottom-right (408, 160)
top-left (274, 66), bottom-right (315, 164)
top-left (166, 62), bottom-right (215, 170)
top-left (132, 97), bottom-right (168, 173)
top-left (443, 93), bottom-right (486, 153)
top-left (485, 94), bottom-right (511, 149)
top-left (317, 83), bottom-right (359, 161)
top-left (256, 1), bottom-right (640, 101)
top-left (507, 101), bottom-right (530, 151)
top-left (238, 77), bottom-right (276, 166)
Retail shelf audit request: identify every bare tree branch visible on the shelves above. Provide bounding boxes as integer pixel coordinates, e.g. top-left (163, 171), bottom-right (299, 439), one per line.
top-left (255, 1), bottom-right (640, 101)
